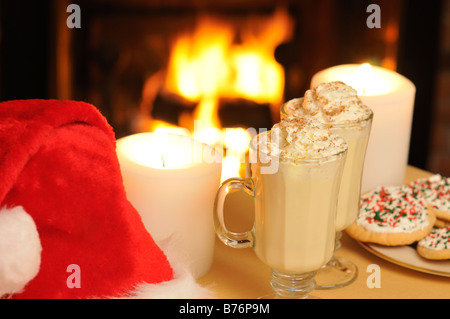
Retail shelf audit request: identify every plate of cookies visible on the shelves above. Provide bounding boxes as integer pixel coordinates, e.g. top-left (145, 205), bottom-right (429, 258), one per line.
top-left (347, 174), bottom-right (450, 277)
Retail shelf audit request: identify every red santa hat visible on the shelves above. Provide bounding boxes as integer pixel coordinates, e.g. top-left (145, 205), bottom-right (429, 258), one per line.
top-left (0, 99), bottom-right (212, 299)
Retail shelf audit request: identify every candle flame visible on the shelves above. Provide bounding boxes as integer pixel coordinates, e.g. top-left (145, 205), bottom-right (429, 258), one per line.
top-left (160, 154), bottom-right (165, 168)
top-left (355, 63), bottom-right (374, 95)
top-left (121, 130), bottom-right (194, 169)
top-left (221, 128), bottom-right (252, 181)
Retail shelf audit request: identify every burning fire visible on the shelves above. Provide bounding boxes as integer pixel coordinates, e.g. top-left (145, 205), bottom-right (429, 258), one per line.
top-left (148, 8), bottom-right (293, 180)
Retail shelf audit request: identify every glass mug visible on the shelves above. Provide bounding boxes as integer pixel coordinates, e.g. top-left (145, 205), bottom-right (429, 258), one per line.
top-left (281, 100), bottom-right (373, 289)
top-left (214, 131), bottom-right (347, 299)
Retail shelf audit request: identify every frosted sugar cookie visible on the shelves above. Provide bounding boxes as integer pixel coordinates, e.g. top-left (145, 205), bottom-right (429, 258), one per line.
top-left (408, 174), bottom-right (450, 222)
top-left (346, 185), bottom-right (435, 246)
top-left (434, 218), bottom-right (450, 228)
top-left (417, 226), bottom-right (450, 260)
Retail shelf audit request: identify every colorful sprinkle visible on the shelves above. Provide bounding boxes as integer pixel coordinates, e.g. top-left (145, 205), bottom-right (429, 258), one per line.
top-left (408, 174), bottom-right (450, 212)
top-left (357, 185), bottom-right (429, 233)
top-left (418, 226), bottom-right (450, 250)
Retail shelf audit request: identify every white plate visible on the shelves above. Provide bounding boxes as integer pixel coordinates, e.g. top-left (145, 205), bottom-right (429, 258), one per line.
top-left (358, 241), bottom-right (450, 277)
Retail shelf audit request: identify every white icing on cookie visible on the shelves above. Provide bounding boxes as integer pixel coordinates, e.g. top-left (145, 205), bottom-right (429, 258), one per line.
top-left (408, 174), bottom-right (450, 212)
top-left (418, 226), bottom-right (450, 250)
top-left (357, 185), bottom-right (430, 233)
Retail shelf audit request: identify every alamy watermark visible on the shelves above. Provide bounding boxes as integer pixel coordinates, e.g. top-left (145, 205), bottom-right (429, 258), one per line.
top-left (366, 4), bottom-right (381, 29)
top-left (66, 264), bottom-right (81, 288)
top-left (64, 262), bottom-right (381, 290)
top-left (66, 4), bottom-right (381, 30)
top-left (66, 4), bottom-right (81, 29)
top-left (182, 120), bottom-right (279, 175)
top-left (366, 264), bottom-right (381, 288)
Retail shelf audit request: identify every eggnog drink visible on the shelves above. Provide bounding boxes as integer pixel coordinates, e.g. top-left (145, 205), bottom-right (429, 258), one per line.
top-left (282, 81), bottom-right (373, 231)
top-left (250, 116), bottom-right (347, 273)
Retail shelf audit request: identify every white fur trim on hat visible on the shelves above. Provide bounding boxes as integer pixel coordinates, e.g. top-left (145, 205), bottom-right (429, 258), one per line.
top-left (119, 263), bottom-right (215, 299)
top-left (0, 206), bottom-right (42, 298)
top-left (115, 238), bottom-right (215, 299)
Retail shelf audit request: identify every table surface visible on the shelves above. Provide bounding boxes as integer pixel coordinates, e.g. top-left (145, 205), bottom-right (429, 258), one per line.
top-left (197, 165), bottom-right (450, 299)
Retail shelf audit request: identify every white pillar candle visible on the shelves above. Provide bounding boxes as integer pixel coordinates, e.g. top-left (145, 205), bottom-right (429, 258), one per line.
top-left (116, 132), bottom-right (222, 279)
top-left (311, 64), bottom-right (416, 193)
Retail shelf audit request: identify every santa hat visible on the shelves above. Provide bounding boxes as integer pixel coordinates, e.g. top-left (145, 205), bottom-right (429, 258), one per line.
top-left (0, 99), bottom-right (212, 299)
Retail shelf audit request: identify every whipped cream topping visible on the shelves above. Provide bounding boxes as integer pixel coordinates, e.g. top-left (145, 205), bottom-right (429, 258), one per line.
top-left (357, 185), bottom-right (430, 233)
top-left (256, 115), bottom-right (347, 160)
top-left (286, 81), bottom-right (372, 124)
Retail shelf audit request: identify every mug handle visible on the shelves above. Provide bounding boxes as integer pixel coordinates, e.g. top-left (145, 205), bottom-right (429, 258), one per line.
top-left (213, 177), bottom-right (255, 249)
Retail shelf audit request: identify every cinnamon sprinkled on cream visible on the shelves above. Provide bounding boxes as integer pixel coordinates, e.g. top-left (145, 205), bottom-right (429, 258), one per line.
top-left (256, 115), bottom-right (347, 160)
top-left (286, 81), bottom-right (372, 124)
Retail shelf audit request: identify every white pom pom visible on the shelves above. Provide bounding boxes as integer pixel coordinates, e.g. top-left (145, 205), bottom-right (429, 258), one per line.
top-left (0, 206), bottom-right (42, 297)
